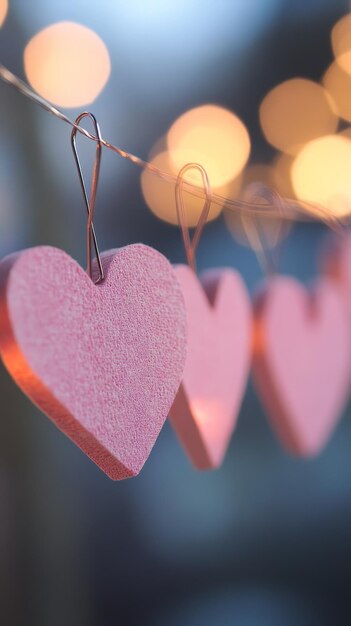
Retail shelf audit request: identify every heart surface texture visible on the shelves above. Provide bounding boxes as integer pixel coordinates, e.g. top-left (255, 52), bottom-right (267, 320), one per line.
top-left (0, 244), bottom-right (187, 479)
top-left (170, 265), bottom-right (252, 469)
top-left (252, 276), bottom-right (350, 456)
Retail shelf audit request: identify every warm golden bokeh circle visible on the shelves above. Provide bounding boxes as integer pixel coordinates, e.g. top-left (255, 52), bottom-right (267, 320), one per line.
top-left (0, 0), bottom-right (8, 27)
top-left (167, 105), bottom-right (250, 187)
top-left (141, 151), bottom-right (233, 227)
top-left (259, 78), bottom-right (338, 154)
top-left (323, 61), bottom-right (351, 122)
top-left (291, 134), bottom-right (351, 218)
top-left (331, 13), bottom-right (351, 75)
top-left (24, 22), bottom-right (111, 107)
top-left (272, 153), bottom-right (295, 198)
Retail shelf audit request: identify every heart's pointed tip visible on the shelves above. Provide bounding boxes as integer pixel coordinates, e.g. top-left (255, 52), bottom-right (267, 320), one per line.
top-left (290, 438), bottom-right (326, 459)
top-left (193, 458), bottom-right (222, 471)
top-left (104, 464), bottom-right (139, 481)
top-left (190, 439), bottom-right (227, 471)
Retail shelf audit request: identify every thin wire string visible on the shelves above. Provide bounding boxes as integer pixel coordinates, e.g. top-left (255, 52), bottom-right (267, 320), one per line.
top-left (175, 163), bottom-right (212, 272)
top-left (0, 64), bottom-right (342, 229)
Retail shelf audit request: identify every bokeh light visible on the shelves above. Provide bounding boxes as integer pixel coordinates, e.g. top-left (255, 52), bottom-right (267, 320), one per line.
top-left (323, 61), bottom-right (351, 122)
top-left (0, 0), bottom-right (8, 27)
top-left (167, 105), bottom-right (250, 187)
top-left (291, 134), bottom-right (351, 218)
top-left (24, 21), bottom-right (111, 108)
top-left (331, 13), bottom-right (351, 75)
top-left (259, 78), bottom-right (338, 154)
top-left (141, 150), bottom-right (242, 227)
top-left (272, 153), bottom-right (296, 198)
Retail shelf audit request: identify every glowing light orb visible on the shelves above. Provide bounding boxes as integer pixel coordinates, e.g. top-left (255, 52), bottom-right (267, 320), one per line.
top-left (323, 62), bottom-right (351, 122)
top-left (291, 135), bottom-right (351, 218)
top-left (331, 13), bottom-right (351, 75)
top-left (141, 151), bottom-right (230, 227)
top-left (0, 0), bottom-right (8, 27)
top-left (259, 78), bottom-right (338, 155)
top-left (272, 153), bottom-right (295, 198)
top-left (24, 22), bottom-right (111, 107)
top-left (167, 105), bottom-right (250, 187)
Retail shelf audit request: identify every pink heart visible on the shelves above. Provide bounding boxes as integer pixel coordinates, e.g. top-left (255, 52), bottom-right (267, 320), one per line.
top-left (0, 244), bottom-right (187, 479)
top-left (252, 277), bottom-right (350, 456)
top-left (169, 265), bottom-right (252, 469)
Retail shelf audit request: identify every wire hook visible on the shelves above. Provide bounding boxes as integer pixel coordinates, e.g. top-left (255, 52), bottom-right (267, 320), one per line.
top-left (175, 163), bottom-right (212, 273)
top-left (71, 112), bottom-right (104, 283)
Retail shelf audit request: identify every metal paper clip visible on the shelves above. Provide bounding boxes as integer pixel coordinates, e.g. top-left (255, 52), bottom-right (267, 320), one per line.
top-left (71, 112), bottom-right (104, 283)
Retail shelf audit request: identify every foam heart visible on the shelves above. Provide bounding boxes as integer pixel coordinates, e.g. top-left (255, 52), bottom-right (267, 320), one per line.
top-left (252, 276), bottom-right (350, 456)
top-left (169, 265), bottom-right (252, 469)
top-left (0, 244), bottom-right (187, 479)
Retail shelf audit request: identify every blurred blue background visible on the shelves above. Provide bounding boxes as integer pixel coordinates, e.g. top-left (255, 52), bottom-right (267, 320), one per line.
top-left (1, 1), bottom-right (351, 624)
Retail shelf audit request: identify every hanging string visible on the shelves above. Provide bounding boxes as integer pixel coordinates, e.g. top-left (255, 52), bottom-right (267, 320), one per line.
top-left (0, 64), bottom-right (342, 230)
top-left (175, 163), bottom-right (212, 273)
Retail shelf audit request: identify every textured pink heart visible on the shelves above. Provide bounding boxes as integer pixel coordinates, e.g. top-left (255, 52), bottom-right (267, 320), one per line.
top-left (169, 265), bottom-right (252, 469)
top-left (252, 276), bottom-right (350, 456)
top-left (0, 244), bottom-right (187, 479)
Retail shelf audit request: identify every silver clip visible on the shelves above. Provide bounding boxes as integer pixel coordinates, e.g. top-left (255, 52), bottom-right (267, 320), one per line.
top-left (71, 112), bottom-right (104, 283)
